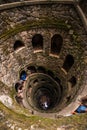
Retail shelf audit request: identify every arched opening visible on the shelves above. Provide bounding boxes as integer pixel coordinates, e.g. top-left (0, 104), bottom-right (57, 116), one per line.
top-left (54, 77), bottom-right (61, 85)
top-left (32, 34), bottom-right (43, 51)
top-left (37, 66), bottom-right (46, 73)
top-left (15, 82), bottom-right (20, 92)
top-left (51, 34), bottom-right (63, 55)
top-left (20, 70), bottom-right (27, 81)
top-left (15, 81), bottom-right (23, 92)
top-left (66, 95), bottom-right (71, 102)
top-left (14, 40), bottom-right (24, 51)
top-left (27, 73), bottom-right (62, 112)
top-left (62, 55), bottom-right (74, 72)
top-left (47, 70), bottom-right (54, 78)
top-left (69, 76), bottom-right (77, 87)
top-left (27, 66), bottom-right (36, 74)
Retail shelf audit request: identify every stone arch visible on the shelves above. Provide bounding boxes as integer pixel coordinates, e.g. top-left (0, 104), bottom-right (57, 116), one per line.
top-left (47, 70), bottom-right (54, 78)
top-left (69, 76), bottom-right (77, 87)
top-left (32, 34), bottom-right (43, 50)
top-left (62, 54), bottom-right (74, 72)
top-left (27, 66), bottom-right (36, 74)
top-left (51, 34), bottom-right (63, 55)
top-left (20, 70), bottom-right (27, 81)
top-left (14, 40), bottom-right (24, 51)
top-left (37, 66), bottom-right (46, 73)
top-left (15, 82), bottom-right (20, 92)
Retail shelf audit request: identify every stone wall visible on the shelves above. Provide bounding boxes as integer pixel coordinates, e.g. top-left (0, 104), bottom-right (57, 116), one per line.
top-left (0, 3), bottom-right (86, 84)
top-left (0, 2), bottom-right (87, 116)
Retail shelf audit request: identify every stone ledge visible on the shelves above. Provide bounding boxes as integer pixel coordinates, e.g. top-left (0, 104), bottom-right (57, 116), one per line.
top-left (0, 0), bottom-right (74, 11)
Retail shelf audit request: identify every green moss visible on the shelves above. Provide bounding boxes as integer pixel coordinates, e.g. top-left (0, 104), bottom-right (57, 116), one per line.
top-left (0, 100), bottom-right (87, 130)
top-left (0, 18), bottom-right (70, 40)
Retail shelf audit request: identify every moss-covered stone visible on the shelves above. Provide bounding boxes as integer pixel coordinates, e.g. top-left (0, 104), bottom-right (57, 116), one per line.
top-left (0, 18), bottom-right (70, 40)
top-left (0, 100), bottom-right (87, 130)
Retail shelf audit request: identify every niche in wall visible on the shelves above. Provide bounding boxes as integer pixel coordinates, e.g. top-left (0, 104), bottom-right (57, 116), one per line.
top-left (32, 34), bottom-right (43, 52)
top-left (14, 40), bottom-right (24, 51)
top-left (51, 34), bottom-right (63, 55)
top-left (62, 54), bottom-right (74, 73)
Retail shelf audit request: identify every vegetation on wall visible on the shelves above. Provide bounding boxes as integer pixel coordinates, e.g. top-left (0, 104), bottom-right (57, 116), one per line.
top-left (0, 99), bottom-right (87, 130)
top-left (0, 18), bottom-right (71, 41)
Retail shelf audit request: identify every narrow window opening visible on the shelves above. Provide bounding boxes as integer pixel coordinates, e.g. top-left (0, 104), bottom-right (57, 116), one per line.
top-left (54, 77), bottom-right (61, 84)
top-left (33, 79), bottom-right (38, 84)
top-left (37, 66), bottom-right (46, 73)
top-left (51, 34), bottom-right (63, 55)
top-left (15, 81), bottom-right (24, 92)
top-left (41, 79), bottom-right (46, 82)
top-left (15, 83), bottom-right (20, 92)
top-left (32, 34), bottom-right (43, 51)
top-left (47, 70), bottom-right (54, 78)
top-left (69, 76), bottom-right (76, 87)
top-left (14, 40), bottom-right (24, 51)
top-left (62, 55), bottom-right (74, 72)
top-left (27, 66), bottom-right (36, 74)
top-left (66, 95), bottom-right (71, 102)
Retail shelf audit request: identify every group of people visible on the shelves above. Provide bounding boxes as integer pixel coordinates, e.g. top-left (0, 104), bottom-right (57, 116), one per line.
top-left (72, 96), bottom-right (87, 114)
top-left (15, 71), bottom-right (27, 105)
top-left (15, 70), bottom-right (87, 114)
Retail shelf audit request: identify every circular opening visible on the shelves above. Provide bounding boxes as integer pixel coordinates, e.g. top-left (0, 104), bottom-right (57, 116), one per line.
top-left (32, 84), bottom-right (61, 111)
top-left (25, 73), bottom-right (62, 112)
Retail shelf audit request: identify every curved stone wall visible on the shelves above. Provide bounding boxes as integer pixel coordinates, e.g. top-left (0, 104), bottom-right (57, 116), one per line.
top-left (0, 0), bottom-right (87, 118)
